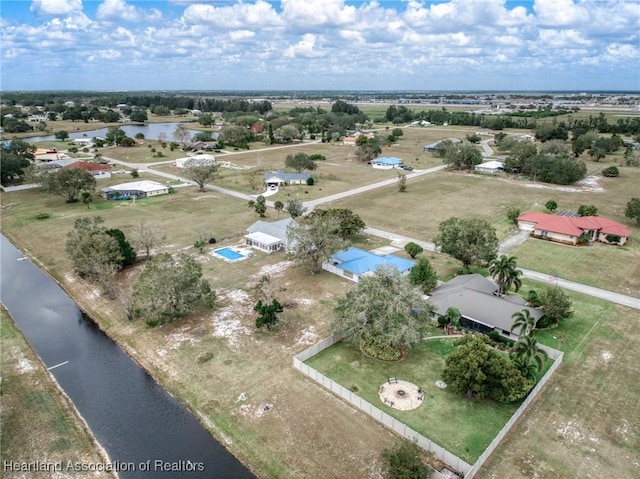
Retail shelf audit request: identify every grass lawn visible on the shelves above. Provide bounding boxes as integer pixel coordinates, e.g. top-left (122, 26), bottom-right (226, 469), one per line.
top-left (512, 237), bottom-right (640, 297)
top-left (306, 338), bottom-right (520, 464)
top-left (479, 291), bottom-right (639, 479)
top-left (0, 308), bottom-right (111, 478)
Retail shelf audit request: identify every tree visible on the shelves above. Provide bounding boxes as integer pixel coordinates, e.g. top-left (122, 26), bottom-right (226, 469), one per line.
top-left (539, 287), bottom-right (573, 326)
top-left (443, 334), bottom-right (531, 402)
top-left (408, 256), bottom-right (438, 293)
top-left (274, 200), bottom-right (284, 219)
top-left (105, 228), bottom-right (137, 267)
top-left (544, 200), bottom-right (558, 213)
top-left (183, 161), bottom-right (218, 192)
top-left (105, 126), bottom-right (126, 145)
top-left (81, 191), bottom-right (93, 208)
top-left (129, 110), bottom-right (148, 123)
top-left (577, 204), bottom-right (598, 217)
top-left (511, 335), bottom-right (547, 371)
top-left (437, 141), bottom-right (482, 170)
top-left (284, 199), bottom-right (307, 218)
top-left (588, 147), bottom-right (606, 162)
top-left (254, 195), bottom-right (267, 217)
top-left (42, 167), bottom-right (96, 203)
top-left (434, 217), bottom-right (498, 272)
top-left (510, 309), bottom-right (537, 336)
top-left (286, 214), bottom-right (345, 273)
top-left (132, 220), bottom-right (164, 260)
top-left (307, 208), bottom-right (365, 239)
top-left (466, 133), bottom-right (481, 143)
top-left (254, 299), bottom-right (284, 330)
top-left (489, 255), bottom-right (522, 296)
top-left (332, 266), bottom-right (434, 356)
top-left (391, 127), bottom-right (404, 137)
top-left (355, 137), bottom-right (382, 163)
top-left (404, 242), bottom-right (423, 259)
top-left (625, 198), bottom-right (640, 226)
top-left (506, 206), bottom-right (521, 226)
top-left (285, 152), bottom-right (317, 173)
top-left (0, 153), bottom-right (30, 186)
top-left (397, 172), bottom-right (407, 192)
top-left (173, 124), bottom-right (192, 147)
top-left (65, 217), bottom-right (123, 294)
top-left (132, 252), bottom-right (215, 325)
top-left (381, 441), bottom-right (431, 479)
top-left (54, 130), bottom-right (69, 140)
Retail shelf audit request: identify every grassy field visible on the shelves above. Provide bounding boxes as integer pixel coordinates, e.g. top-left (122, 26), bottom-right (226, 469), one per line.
top-left (479, 289), bottom-right (640, 479)
top-left (306, 338), bottom-right (520, 464)
top-left (0, 308), bottom-right (112, 479)
top-left (512, 237), bottom-right (640, 297)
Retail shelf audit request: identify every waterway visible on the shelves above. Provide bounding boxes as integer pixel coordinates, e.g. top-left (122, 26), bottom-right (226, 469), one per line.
top-left (25, 122), bottom-right (192, 143)
top-left (0, 235), bottom-right (255, 479)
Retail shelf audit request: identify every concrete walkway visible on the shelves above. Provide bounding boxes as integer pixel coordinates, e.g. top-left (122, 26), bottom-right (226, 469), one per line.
top-left (480, 139), bottom-right (494, 157)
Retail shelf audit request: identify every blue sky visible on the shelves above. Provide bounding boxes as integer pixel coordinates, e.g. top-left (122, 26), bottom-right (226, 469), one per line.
top-left (1, 0), bottom-right (639, 91)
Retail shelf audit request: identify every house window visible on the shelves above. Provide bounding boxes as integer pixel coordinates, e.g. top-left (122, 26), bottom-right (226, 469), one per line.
top-left (343, 271), bottom-right (353, 279)
top-left (541, 231), bottom-right (548, 237)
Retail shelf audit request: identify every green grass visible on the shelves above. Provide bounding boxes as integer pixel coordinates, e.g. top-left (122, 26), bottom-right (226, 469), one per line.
top-left (512, 238), bottom-right (640, 297)
top-left (306, 338), bottom-right (519, 464)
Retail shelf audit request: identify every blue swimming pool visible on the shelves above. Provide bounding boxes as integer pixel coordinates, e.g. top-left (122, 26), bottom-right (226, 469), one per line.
top-left (213, 247), bottom-right (245, 261)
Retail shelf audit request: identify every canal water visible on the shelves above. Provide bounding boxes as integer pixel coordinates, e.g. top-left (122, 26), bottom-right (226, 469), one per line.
top-left (0, 235), bottom-right (255, 479)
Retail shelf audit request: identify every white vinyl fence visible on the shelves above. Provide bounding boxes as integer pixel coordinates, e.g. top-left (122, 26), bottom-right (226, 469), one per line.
top-left (293, 334), bottom-right (563, 479)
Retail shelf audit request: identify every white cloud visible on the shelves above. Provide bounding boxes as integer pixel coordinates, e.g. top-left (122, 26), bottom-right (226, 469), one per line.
top-left (87, 49), bottom-right (122, 62)
top-left (284, 33), bottom-right (326, 58)
top-left (181, 1), bottom-right (282, 28)
top-left (97, 0), bottom-right (161, 23)
top-left (280, 0), bottom-right (357, 27)
top-left (533, 0), bottom-right (589, 27)
top-left (30, 0), bottom-right (82, 16)
top-left (229, 30), bottom-right (255, 41)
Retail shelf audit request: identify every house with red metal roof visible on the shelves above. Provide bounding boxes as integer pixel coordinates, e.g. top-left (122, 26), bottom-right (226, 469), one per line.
top-left (517, 212), bottom-right (630, 246)
top-left (63, 161), bottom-right (112, 179)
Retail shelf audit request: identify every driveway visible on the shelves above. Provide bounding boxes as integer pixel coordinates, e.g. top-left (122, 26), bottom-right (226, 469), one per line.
top-left (498, 229), bottom-right (530, 256)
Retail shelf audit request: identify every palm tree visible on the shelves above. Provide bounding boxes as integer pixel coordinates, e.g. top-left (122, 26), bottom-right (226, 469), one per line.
top-left (489, 255), bottom-right (522, 296)
top-left (511, 355), bottom-right (538, 382)
top-left (511, 308), bottom-right (537, 336)
top-left (511, 335), bottom-right (548, 371)
top-left (274, 200), bottom-right (284, 219)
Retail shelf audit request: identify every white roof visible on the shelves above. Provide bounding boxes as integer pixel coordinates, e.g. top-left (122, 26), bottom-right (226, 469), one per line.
top-left (245, 231), bottom-right (282, 246)
top-left (107, 181), bottom-right (167, 193)
top-left (475, 160), bottom-right (504, 169)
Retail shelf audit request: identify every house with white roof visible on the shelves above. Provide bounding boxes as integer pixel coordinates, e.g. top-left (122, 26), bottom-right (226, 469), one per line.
top-left (370, 157), bottom-right (403, 169)
top-left (244, 218), bottom-right (295, 253)
top-left (100, 181), bottom-right (169, 200)
top-left (474, 160), bottom-right (505, 174)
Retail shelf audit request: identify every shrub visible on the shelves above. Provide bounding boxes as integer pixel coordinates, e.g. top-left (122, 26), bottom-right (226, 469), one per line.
top-left (605, 234), bottom-right (621, 244)
top-left (208, 237), bottom-right (217, 244)
top-left (602, 166), bottom-right (619, 177)
top-left (362, 339), bottom-right (401, 361)
top-left (196, 351), bottom-right (213, 364)
top-left (404, 241), bottom-right (423, 259)
top-left (35, 213), bottom-right (51, 220)
top-left (306, 177), bottom-right (315, 186)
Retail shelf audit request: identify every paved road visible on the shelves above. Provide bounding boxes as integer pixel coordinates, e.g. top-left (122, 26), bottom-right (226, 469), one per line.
top-left (303, 165), bottom-right (447, 210)
top-left (480, 139), bottom-right (494, 157)
top-left (520, 268), bottom-right (640, 309)
top-left (101, 150), bottom-right (640, 310)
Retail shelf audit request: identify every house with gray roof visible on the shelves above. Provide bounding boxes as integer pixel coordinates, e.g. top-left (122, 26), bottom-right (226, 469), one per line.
top-left (263, 171), bottom-right (310, 187)
top-left (245, 217), bottom-right (294, 253)
top-left (424, 137), bottom-right (461, 152)
top-left (427, 274), bottom-right (544, 339)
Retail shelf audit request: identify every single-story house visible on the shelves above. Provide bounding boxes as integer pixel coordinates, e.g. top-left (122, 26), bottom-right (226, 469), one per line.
top-left (519, 134), bottom-right (536, 142)
top-left (175, 155), bottom-right (216, 168)
top-left (322, 247), bottom-right (415, 283)
top-left (343, 132), bottom-right (375, 146)
top-left (370, 157), bottom-right (402, 169)
top-left (73, 138), bottom-right (94, 147)
top-left (474, 160), bottom-right (504, 175)
top-left (424, 137), bottom-right (461, 152)
top-left (263, 171), bottom-right (310, 187)
top-left (517, 212), bottom-right (630, 246)
top-left (427, 274), bottom-right (544, 339)
top-left (64, 161), bottom-right (112, 179)
top-left (244, 217), bottom-right (294, 253)
top-left (188, 139), bottom-right (219, 152)
top-left (101, 180), bottom-right (169, 200)
top-left (49, 158), bottom-right (79, 168)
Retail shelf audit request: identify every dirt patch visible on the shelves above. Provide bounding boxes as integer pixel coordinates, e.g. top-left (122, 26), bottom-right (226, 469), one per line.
top-left (251, 260), bottom-right (294, 279)
top-left (210, 289), bottom-right (253, 349)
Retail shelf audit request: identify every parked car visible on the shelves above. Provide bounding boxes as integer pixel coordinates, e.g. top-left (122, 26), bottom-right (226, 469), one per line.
top-left (400, 165), bottom-right (414, 171)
